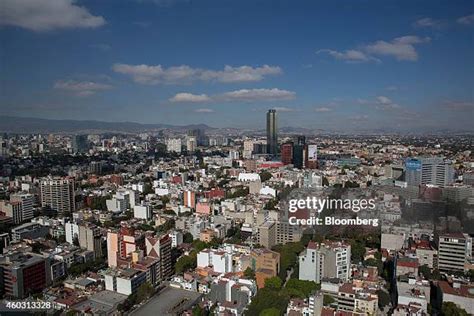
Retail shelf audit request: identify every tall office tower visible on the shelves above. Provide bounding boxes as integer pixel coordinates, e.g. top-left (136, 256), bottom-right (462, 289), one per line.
top-left (299, 241), bottom-right (351, 283)
top-left (188, 129), bottom-right (207, 146)
top-left (0, 138), bottom-right (8, 157)
top-left (78, 224), bottom-right (103, 259)
top-left (405, 157), bottom-right (454, 187)
top-left (186, 136), bottom-right (197, 153)
top-left (266, 109), bottom-right (278, 156)
top-left (71, 135), bottom-right (89, 153)
top-left (438, 233), bottom-right (472, 273)
top-left (10, 193), bottom-right (34, 222)
top-left (293, 136), bottom-right (307, 169)
top-left (166, 138), bottom-right (182, 153)
top-left (40, 177), bottom-right (75, 215)
top-left (280, 142), bottom-right (293, 165)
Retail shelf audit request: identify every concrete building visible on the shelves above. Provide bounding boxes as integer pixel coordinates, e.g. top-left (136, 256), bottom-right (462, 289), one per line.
top-left (104, 268), bottom-right (147, 296)
top-left (11, 223), bottom-right (49, 242)
top-left (438, 233), bottom-right (472, 272)
top-left (166, 138), bottom-right (182, 153)
top-left (78, 224), bottom-right (103, 259)
top-left (40, 177), bottom-right (75, 215)
top-left (145, 234), bottom-right (172, 279)
top-left (133, 204), bottom-right (152, 220)
top-left (186, 136), bottom-right (197, 153)
top-left (256, 221), bottom-right (276, 249)
top-left (65, 221), bottom-right (79, 244)
top-left (299, 241), bottom-right (351, 283)
top-left (197, 249), bottom-right (233, 274)
top-left (405, 157), bottom-right (454, 187)
top-left (0, 201), bottom-right (23, 224)
top-left (0, 251), bottom-right (51, 299)
top-left (10, 193), bottom-right (34, 222)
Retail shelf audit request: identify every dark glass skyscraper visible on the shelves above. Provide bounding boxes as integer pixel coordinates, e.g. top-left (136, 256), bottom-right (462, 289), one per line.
top-left (293, 135), bottom-right (306, 169)
top-left (266, 109), bottom-right (278, 156)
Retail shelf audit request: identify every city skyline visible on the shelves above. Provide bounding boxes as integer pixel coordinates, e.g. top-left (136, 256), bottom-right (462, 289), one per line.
top-left (1, 0), bottom-right (473, 131)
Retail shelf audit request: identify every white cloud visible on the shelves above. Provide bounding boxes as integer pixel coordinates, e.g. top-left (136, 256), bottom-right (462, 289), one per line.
top-left (318, 35), bottom-right (429, 63)
top-left (315, 107), bottom-right (332, 112)
top-left (365, 36), bottom-right (430, 61)
top-left (457, 14), bottom-right (474, 25)
top-left (374, 96), bottom-right (401, 109)
top-left (0, 0), bottom-right (106, 32)
top-left (273, 106), bottom-right (298, 112)
top-left (200, 65), bottom-right (282, 83)
top-left (316, 49), bottom-right (379, 63)
top-left (169, 93), bottom-right (211, 103)
top-left (413, 17), bottom-right (442, 28)
top-left (220, 88), bottom-right (295, 101)
top-left (54, 80), bottom-right (112, 96)
top-left (169, 88), bottom-right (295, 103)
top-left (194, 108), bottom-right (215, 113)
top-left (112, 63), bottom-right (282, 84)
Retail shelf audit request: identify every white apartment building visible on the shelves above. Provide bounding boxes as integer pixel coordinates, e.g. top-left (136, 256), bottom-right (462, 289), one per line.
top-left (299, 241), bottom-right (351, 283)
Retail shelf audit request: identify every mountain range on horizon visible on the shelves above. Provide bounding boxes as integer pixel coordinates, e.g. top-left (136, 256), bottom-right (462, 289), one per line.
top-left (0, 116), bottom-right (472, 135)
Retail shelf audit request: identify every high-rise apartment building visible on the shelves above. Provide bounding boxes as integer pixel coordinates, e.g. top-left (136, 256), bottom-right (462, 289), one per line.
top-left (299, 241), bottom-right (351, 283)
top-left (166, 138), bottom-right (182, 153)
top-left (71, 134), bottom-right (89, 153)
top-left (186, 136), bottom-right (197, 153)
top-left (145, 234), bottom-right (172, 279)
top-left (243, 139), bottom-right (254, 159)
top-left (10, 193), bottom-right (34, 222)
top-left (188, 129), bottom-right (207, 146)
top-left (266, 109), bottom-right (278, 156)
top-left (405, 157), bottom-right (454, 187)
top-left (437, 233), bottom-right (472, 272)
top-left (40, 177), bottom-right (75, 215)
top-left (78, 224), bottom-right (103, 259)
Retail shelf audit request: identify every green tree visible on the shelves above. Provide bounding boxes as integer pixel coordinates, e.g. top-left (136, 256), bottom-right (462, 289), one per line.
top-left (285, 279), bottom-right (320, 298)
top-left (350, 240), bottom-right (366, 263)
top-left (176, 255), bottom-right (196, 274)
top-left (246, 288), bottom-right (289, 316)
top-left (260, 307), bottom-right (281, 316)
top-left (264, 277), bottom-right (283, 290)
top-left (441, 302), bottom-right (468, 316)
top-left (136, 282), bottom-right (155, 303)
top-left (323, 295), bottom-right (335, 306)
top-left (377, 289), bottom-right (391, 309)
top-left (260, 171), bottom-right (273, 182)
top-left (183, 232), bottom-right (194, 243)
top-left (243, 267), bottom-right (256, 280)
top-left (419, 265), bottom-right (432, 280)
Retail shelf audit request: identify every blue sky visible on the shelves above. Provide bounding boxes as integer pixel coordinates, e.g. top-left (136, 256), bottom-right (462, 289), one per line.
top-left (1, 0), bottom-right (473, 131)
